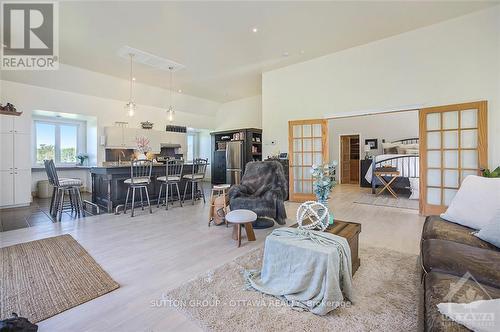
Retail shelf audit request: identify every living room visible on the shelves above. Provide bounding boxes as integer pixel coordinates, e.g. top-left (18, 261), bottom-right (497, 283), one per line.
top-left (1, 1), bottom-right (499, 332)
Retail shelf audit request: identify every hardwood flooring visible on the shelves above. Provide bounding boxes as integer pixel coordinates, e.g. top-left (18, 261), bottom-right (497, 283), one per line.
top-left (0, 184), bottom-right (425, 332)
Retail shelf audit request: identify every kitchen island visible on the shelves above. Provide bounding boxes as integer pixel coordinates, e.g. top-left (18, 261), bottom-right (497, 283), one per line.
top-left (90, 163), bottom-right (200, 213)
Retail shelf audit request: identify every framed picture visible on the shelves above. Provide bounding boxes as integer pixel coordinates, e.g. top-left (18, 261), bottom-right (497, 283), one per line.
top-left (365, 138), bottom-right (378, 150)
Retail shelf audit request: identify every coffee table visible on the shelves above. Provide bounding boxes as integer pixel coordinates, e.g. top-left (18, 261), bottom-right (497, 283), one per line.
top-left (291, 220), bottom-right (361, 275)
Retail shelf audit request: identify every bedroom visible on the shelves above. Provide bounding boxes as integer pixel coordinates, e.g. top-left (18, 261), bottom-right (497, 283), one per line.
top-left (329, 109), bottom-right (420, 209)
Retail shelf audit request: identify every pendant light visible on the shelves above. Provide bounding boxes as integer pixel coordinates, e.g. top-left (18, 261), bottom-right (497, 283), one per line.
top-left (167, 66), bottom-right (175, 122)
top-left (124, 53), bottom-right (136, 117)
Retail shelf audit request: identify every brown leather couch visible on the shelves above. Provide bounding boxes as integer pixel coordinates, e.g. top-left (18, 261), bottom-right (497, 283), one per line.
top-left (420, 216), bottom-right (500, 331)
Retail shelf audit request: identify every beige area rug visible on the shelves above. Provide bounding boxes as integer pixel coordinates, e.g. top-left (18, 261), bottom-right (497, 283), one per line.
top-left (166, 246), bottom-right (420, 331)
top-left (0, 234), bottom-right (119, 323)
top-left (354, 193), bottom-right (419, 210)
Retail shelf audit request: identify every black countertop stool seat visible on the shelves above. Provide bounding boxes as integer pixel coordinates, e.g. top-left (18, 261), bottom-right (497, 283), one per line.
top-left (157, 160), bottom-right (184, 210)
top-left (123, 160), bottom-right (153, 217)
top-left (182, 158), bottom-right (208, 205)
top-left (44, 159), bottom-right (84, 221)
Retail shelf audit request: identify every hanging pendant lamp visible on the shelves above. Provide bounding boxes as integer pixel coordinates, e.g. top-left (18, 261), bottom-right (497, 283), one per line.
top-left (124, 53), bottom-right (136, 117)
top-left (167, 66), bottom-right (175, 122)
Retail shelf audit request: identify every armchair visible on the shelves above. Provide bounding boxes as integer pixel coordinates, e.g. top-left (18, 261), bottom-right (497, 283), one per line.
top-left (228, 161), bottom-right (288, 229)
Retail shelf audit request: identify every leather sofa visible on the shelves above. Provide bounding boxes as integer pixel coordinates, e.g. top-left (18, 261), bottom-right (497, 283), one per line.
top-left (420, 216), bottom-right (500, 331)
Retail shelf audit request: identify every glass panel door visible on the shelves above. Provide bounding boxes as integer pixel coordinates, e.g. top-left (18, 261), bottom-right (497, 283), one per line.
top-left (419, 101), bottom-right (487, 215)
top-left (288, 119), bottom-right (328, 202)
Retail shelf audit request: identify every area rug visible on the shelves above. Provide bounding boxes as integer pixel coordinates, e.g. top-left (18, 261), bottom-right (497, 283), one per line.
top-left (165, 246), bottom-right (420, 331)
top-left (0, 234), bottom-right (119, 323)
top-left (354, 193), bottom-right (419, 210)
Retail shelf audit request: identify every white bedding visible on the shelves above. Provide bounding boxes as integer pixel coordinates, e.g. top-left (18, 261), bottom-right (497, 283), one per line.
top-left (365, 154), bottom-right (420, 184)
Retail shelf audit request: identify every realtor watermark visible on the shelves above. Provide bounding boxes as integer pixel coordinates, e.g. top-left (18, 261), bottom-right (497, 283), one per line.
top-left (1, 1), bottom-right (59, 70)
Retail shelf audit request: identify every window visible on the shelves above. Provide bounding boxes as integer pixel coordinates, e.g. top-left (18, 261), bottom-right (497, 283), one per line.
top-left (34, 119), bottom-right (84, 165)
top-left (186, 132), bottom-right (199, 162)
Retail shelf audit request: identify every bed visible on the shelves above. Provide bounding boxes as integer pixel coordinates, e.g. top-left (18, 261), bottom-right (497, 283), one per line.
top-left (365, 138), bottom-right (420, 197)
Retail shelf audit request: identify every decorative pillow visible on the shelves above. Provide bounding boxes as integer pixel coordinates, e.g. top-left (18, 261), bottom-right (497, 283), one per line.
top-left (396, 146), bottom-right (407, 154)
top-left (382, 142), bottom-right (399, 154)
top-left (441, 176), bottom-right (500, 230)
top-left (474, 209), bottom-right (500, 248)
top-left (405, 149), bottom-right (419, 155)
top-left (408, 178), bottom-right (419, 200)
top-left (437, 299), bottom-right (500, 332)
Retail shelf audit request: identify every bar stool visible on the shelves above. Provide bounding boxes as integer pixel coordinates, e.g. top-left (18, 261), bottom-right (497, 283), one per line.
top-left (157, 159), bottom-right (184, 210)
top-left (182, 158), bottom-right (208, 205)
top-left (44, 160), bottom-right (84, 221)
top-left (208, 184), bottom-right (230, 226)
top-left (124, 160), bottom-right (153, 217)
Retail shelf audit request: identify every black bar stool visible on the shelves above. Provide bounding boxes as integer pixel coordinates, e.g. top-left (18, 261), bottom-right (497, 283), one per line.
top-left (43, 159), bottom-right (84, 221)
top-left (124, 160), bottom-right (153, 217)
top-left (157, 159), bottom-right (184, 210)
top-left (182, 158), bottom-right (208, 205)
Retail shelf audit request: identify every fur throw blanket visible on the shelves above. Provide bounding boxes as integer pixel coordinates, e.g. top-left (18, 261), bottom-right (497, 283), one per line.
top-left (229, 161), bottom-right (288, 225)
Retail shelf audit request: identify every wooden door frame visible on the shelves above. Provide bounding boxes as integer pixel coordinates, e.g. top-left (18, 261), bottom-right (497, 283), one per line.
top-left (419, 100), bottom-right (488, 215)
top-left (288, 119), bottom-right (329, 202)
top-left (339, 134), bottom-right (361, 185)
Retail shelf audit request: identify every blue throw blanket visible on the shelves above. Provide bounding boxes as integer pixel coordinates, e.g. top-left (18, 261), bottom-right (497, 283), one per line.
top-left (245, 227), bottom-right (354, 315)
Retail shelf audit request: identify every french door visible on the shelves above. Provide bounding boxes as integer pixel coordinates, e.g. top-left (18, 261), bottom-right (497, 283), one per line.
top-left (419, 101), bottom-right (488, 215)
top-left (288, 119), bottom-right (329, 202)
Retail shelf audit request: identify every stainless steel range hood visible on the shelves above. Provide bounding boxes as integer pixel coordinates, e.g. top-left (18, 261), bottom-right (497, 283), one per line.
top-left (160, 143), bottom-right (181, 148)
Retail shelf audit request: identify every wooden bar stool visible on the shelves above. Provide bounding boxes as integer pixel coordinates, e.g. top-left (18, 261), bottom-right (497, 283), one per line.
top-left (208, 184), bottom-right (230, 227)
top-left (226, 210), bottom-right (257, 247)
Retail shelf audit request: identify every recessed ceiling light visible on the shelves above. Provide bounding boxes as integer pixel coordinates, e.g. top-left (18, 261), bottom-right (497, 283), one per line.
top-left (178, 89), bottom-right (182, 93)
top-left (252, 27), bottom-right (258, 33)
top-left (132, 77), bottom-right (136, 81)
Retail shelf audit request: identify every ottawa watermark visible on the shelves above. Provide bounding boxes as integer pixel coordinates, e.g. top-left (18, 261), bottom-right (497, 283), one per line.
top-left (433, 272), bottom-right (496, 330)
top-left (1, 1), bottom-right (59, 70)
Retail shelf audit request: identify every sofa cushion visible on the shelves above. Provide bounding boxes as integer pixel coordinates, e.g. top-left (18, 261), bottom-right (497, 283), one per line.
top-left (422, 239), bottom-right (500, 289)
top-left (422, 216), bottom-right (497, 250)
top-left (424, 271), bottom-right (500, 332)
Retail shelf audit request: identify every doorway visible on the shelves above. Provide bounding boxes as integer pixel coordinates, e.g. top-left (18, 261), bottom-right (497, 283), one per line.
top-left (340, 135), bottom-right (360, 184)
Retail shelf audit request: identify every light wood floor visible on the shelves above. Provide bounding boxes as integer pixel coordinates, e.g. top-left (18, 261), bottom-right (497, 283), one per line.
top-left (0, 184), bottom-right (425, 332)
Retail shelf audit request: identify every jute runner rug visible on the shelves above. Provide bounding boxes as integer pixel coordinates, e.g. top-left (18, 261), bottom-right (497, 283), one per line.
top-left (0, 234), bottom-right (119, 323)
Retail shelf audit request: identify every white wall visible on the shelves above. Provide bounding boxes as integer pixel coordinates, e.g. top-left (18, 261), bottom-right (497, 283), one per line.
top-left (215, 95), bottom-right (262, 131)
top-left (329, 111), bottom-right (419, 163)
top-left (262, 7), bottom-right (500, 167)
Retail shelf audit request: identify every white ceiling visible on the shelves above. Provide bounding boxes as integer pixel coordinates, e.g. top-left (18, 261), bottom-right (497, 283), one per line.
top-left (48, 1), bottom-right (500, 102)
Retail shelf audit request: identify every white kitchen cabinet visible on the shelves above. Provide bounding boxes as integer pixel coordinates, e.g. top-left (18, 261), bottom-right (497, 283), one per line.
top-left (14, 134), bottom-right (30, 169)
top-left (14, 169), bottom-right (32, 204)
top-left (123, 128), bottom-right (138, 148)
top-left (0, 133), bottom-right (14, 170)
top-left (0, 171), bottom-right (15, 206)
top-left (0, 114), bottom-right (32, 208)
top-left (104, 127), bottom-right (124, 147)
top-left (0, 116), bottom-right (13, 133)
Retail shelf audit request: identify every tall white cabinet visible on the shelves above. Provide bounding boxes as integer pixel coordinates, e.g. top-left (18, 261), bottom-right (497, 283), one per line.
top-left (0, 114), bottom-right (32, 208)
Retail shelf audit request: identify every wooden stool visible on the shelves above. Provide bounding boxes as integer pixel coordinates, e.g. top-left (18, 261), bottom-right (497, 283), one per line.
top-left (208, 184), bottom-right (231, 226)
top-left (226, 210), bottom-right (257, 247)
top-left (374, 170), bottom-right (401, 199)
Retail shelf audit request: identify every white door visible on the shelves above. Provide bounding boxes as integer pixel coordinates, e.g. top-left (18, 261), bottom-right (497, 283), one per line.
top-left (0, 171), bottom-right (14, 206)
top-left (0, 116), bottom-right (14, 133)
top-left (14, 169), bottom-right (32, 205)
top-left (0, 133), bottom-right (14, 171)
top-left (14, 133), bottom-right (31, 170)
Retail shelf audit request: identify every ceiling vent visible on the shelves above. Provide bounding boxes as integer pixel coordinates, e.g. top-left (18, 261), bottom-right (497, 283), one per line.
top-left (117, 45), bottom-right (185, 72)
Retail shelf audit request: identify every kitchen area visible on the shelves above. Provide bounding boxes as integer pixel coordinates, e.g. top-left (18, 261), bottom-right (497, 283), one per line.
top-left (90, 123), bottom-right (206, 213)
